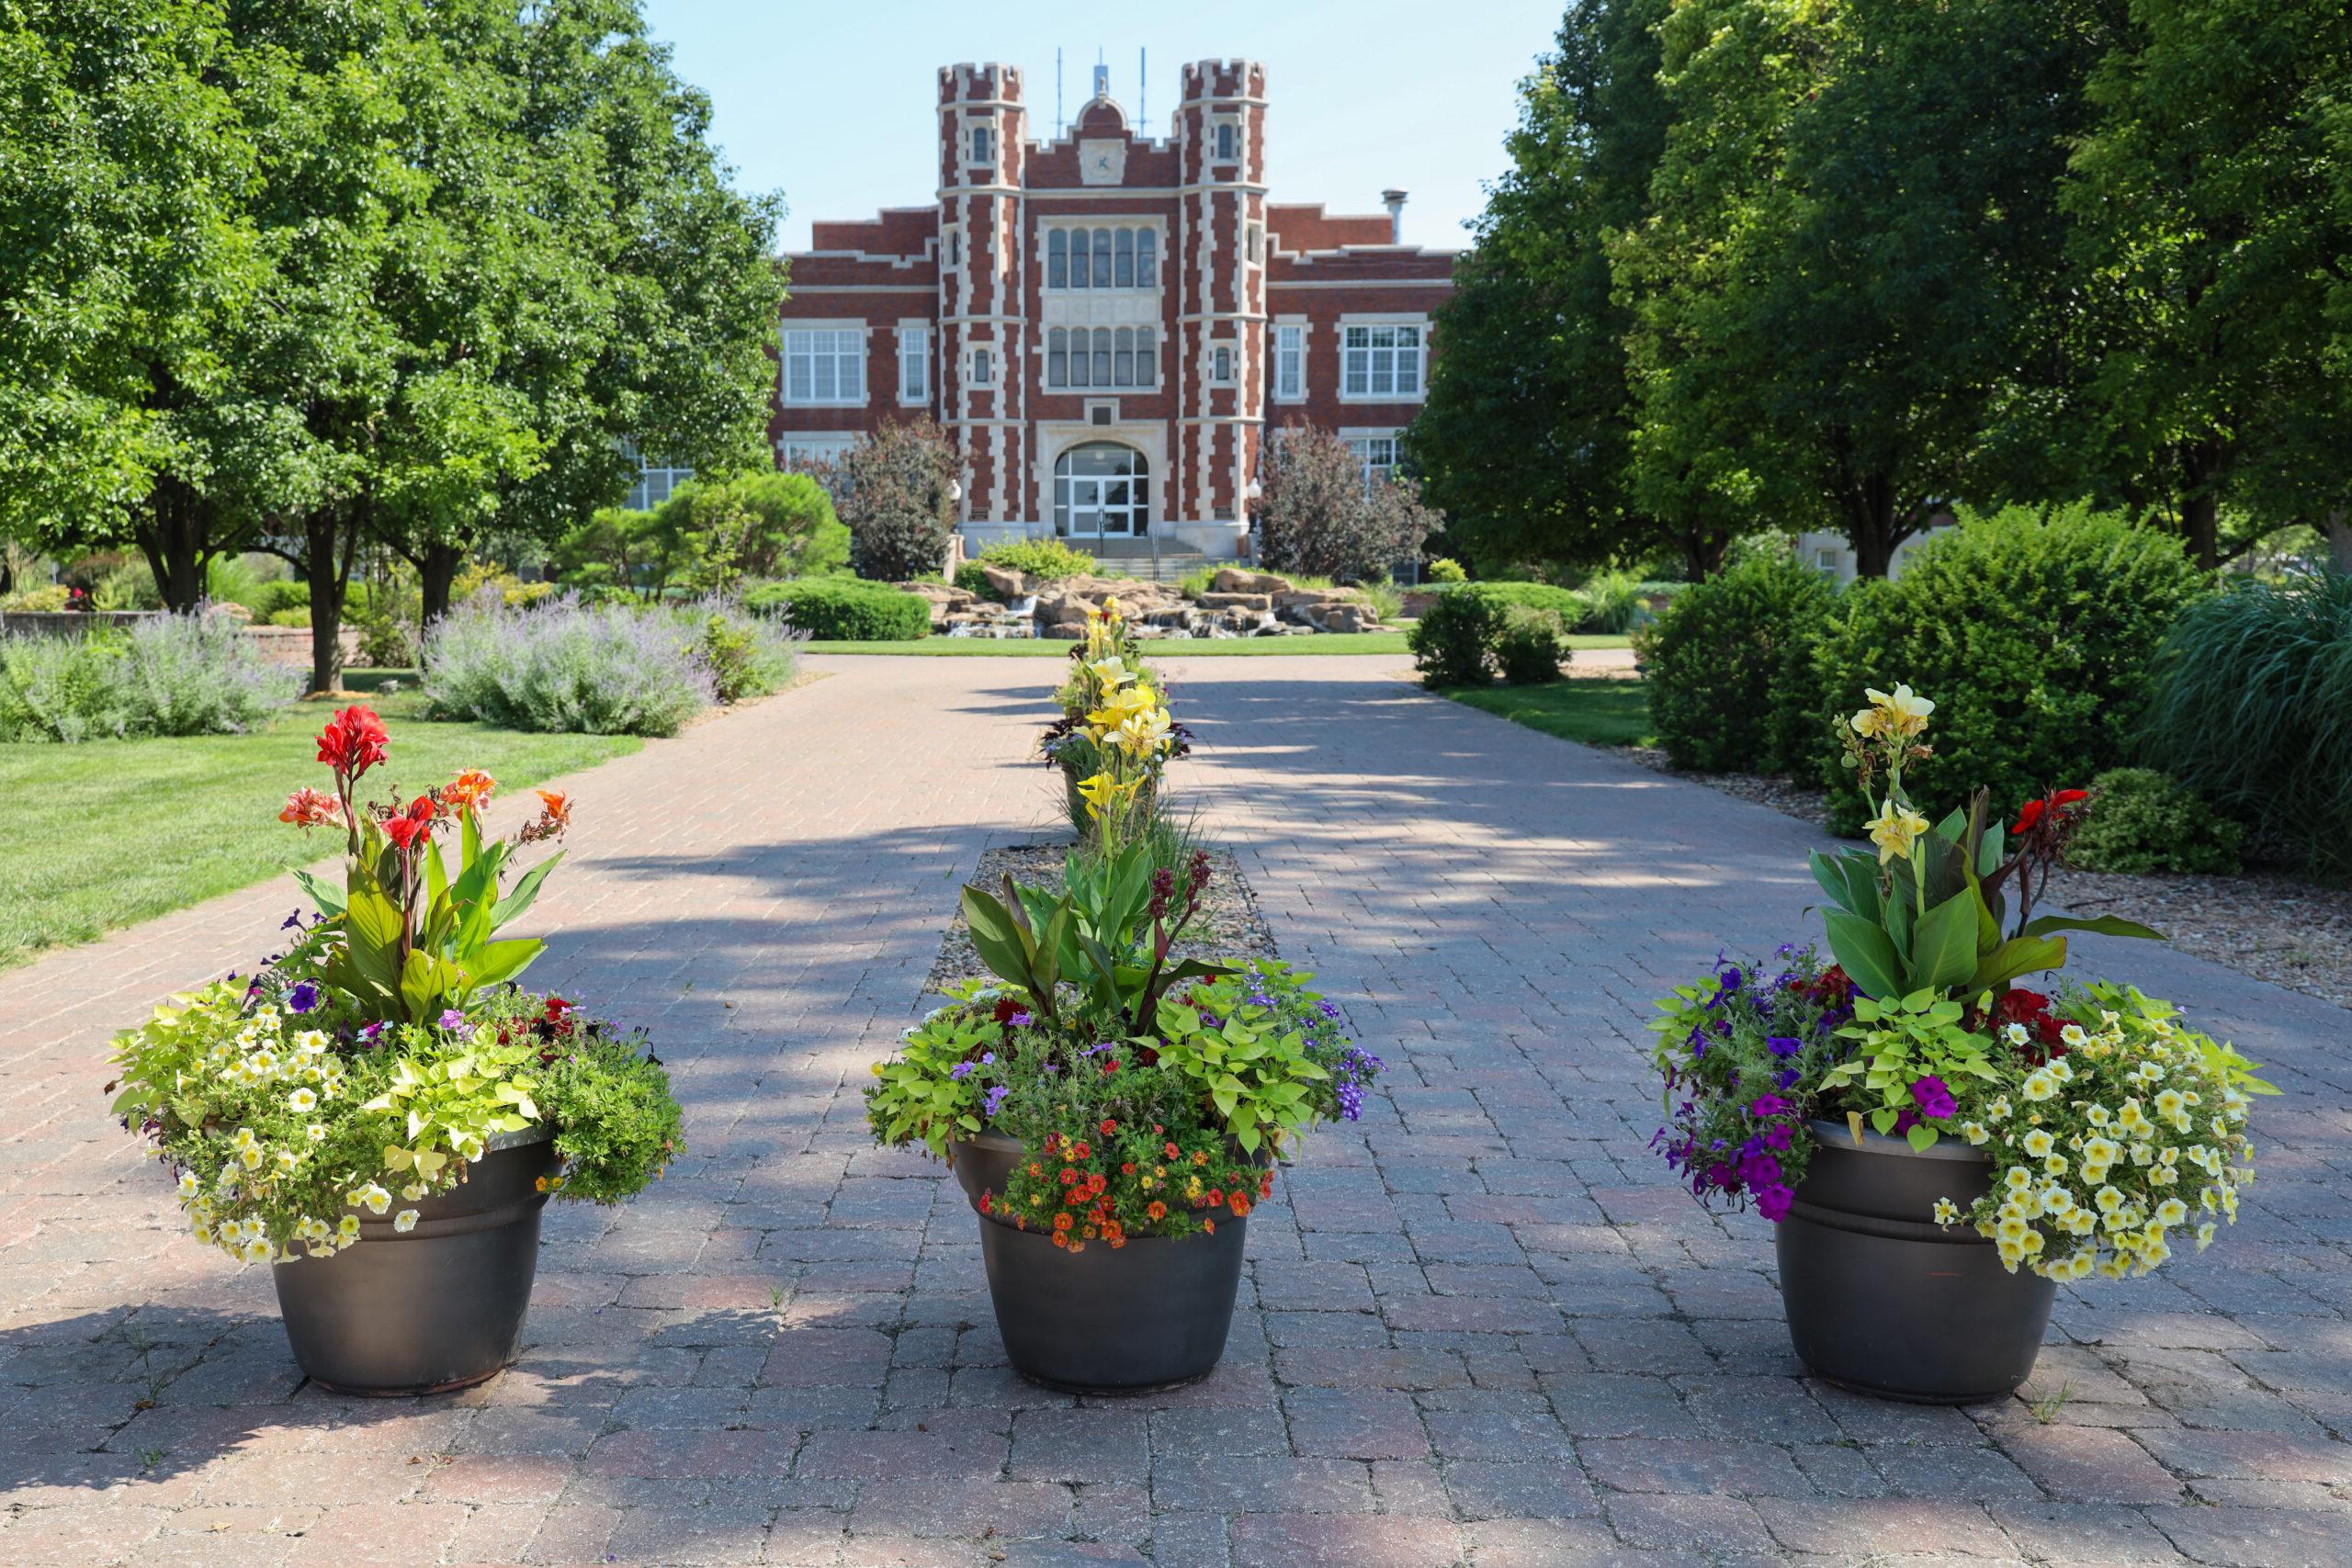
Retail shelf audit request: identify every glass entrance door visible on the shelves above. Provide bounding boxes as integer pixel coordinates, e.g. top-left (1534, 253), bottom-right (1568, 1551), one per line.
top-left (1054, 443), bottom-right (1149, 537)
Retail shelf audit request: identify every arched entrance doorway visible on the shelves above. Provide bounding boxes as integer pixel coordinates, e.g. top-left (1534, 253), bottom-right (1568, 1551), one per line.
top-left (1054, 442), bottom-right (1149, 538)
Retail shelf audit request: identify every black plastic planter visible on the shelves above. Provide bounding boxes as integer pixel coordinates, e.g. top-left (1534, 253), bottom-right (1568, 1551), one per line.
top-left (1777, 1120), bottom-right (2055, 1404)
top-left (950, 1134), bottom-right (1249, 1393)
top-left (271, 1126), bottom-right (557, 1396)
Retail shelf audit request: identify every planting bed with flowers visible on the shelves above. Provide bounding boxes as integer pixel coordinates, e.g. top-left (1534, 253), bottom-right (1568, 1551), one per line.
top-left (1645, 683), bottom-right (2276, 1397)
top-left (109, 704), bottom-right (682, 1280)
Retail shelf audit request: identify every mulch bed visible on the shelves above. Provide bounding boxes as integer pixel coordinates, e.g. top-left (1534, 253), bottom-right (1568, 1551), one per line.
top-left (924, 840), bottom-right (1279, 996)
top-left (1623, 747), bottom-right (2352, 1013)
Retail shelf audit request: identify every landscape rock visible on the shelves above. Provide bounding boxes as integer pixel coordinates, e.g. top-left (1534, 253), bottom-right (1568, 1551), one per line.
top-left (980, 563), bottom-right (1030, 600)
top-left (1212, 568), bottom-right (1293, 595)
top-left (1197, 592), bottom-right (1273, 612)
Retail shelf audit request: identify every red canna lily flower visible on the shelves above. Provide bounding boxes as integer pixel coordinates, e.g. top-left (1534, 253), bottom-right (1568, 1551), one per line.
top-left (278, 786), bottom-right (345, 829)
top-left (381, 795), bottom-right (438, 851)
top-left (315, 705), bottom-right (389, 781)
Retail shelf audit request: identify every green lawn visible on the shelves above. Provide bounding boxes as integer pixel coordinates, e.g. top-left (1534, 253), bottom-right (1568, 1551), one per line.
top-left (805, 632), bottom-right (1633, 657)
top-left (1442, 677), bottom-right (1659, 749)
top-left (0, 679), bottom-right (640, 972)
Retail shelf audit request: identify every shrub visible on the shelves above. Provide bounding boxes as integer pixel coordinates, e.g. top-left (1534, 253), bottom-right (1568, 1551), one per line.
top-left (422, 593), bottom-right (716, 736)
top-left (1257, 421), bottom-right (1443, 581)
top-left (1449, 581), bottom-right (1588, 622)
top-left (744, 577), bottom-right (931, 641)
top-left (251, 580), bottom-right (311, 617)
top-left (1495, 606), bottom-right (1568, 685)
top-left (978, 537), bottom-right (1097, 581)
top-left (1637, 556), bottom-right (1837, 773)
top-left (1408, 590), bottom-right (1502, 687)
top-left (682, 597), bottom-right (802, 702)
top-left (1427, 557), bottom-right (1468, 583)
top-left (2067, 768), bottom-right (2243, 876)
top-left (1572, 569), bottom-right (1648, 633)
top-left (1810, 504), bottom-right (2211, 833)
top-left (834, 419), bottom-right (961, 581)
top-left (0, 612), bottom-right (298, 742)
top-left (2141, 571), bottom-right (2352, 878)
top-left (2, 583), bottom-right (74, 613)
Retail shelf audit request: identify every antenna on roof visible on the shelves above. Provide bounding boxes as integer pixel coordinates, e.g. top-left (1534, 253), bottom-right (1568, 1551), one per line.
top-left (1140, 48), bottom-right (1147, 123)
top-left (1056, 48), bottom-right (1064, 139)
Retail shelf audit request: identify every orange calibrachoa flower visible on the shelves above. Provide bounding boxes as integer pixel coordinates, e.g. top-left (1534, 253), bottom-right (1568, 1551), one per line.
top-left (1052, 1213), bottom-right (1073, 1232)
top-left (1228, 1192), bottom-right (1251, 1217)
top-left (444, 769), bottom-right (497, 813)
top-left (1146, 1201), bottom-right (1167, 1221)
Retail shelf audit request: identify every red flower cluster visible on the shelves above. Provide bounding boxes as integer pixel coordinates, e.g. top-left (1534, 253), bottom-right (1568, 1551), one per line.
top-left (315, 705), bottom-right (389, 782)
top-left (1789, 964), bottom-right (1856, 1009)
top-left (2011, 787), bottom-right (2089, 837)
top-left (381, 794), bottom-right (439, 851)
top-left (1967, 986), bottom-right (2075, 1061)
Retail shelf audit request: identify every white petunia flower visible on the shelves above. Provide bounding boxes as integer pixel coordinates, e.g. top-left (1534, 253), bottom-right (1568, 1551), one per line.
top-left (393, 1210), bottom-right (420, 1234)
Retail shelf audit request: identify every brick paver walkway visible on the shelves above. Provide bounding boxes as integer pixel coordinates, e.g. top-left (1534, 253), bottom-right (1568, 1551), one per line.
top-left (2, 654), bottom-right (2346, 1567)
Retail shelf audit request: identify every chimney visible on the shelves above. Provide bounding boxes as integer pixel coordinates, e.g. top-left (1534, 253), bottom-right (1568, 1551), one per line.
top-left (1381, 188), bottom-right (1408, 244)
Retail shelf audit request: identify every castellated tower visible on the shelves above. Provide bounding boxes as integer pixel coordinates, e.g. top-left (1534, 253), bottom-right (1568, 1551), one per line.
top-left (937, 63), bottom-right (1026, 525)
top-left (1174, 59), bottom-right (1268, 531)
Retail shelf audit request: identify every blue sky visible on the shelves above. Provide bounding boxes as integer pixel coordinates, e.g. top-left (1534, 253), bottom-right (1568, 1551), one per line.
top-left (638, 0), bottom-right (1563, 254)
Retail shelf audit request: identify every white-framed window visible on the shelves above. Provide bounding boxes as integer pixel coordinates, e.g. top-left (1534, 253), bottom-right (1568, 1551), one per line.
top-left (1046, 327), bottom-right (1157, 389)
top-left (1045, 224), bottom-right (1158, 290)
top-left (782, 326), bottom-right (866, 406)
top-left (942, 224), bottom-right (961, 271)
top-left (969, 346), bottom-right (994, 387)
top-left (1212, 120), bottom-right (1238, 163)
top-left (1344, 432), bottom-right (1402, 488)
top-left (1245, 223), bottom-right (1261, 263)
top-left (777, 433), bottom-right (858, 470)
top-left (1210, 344), bottom-right (1235, 385)
top-left (967, 122), bottom-right (995, 168)
top-left (1272, 323), bottom-right (1305, 402)
top-left (620, 441), bottom-right (691, 511)
top-left (1340, 322), bottom-right (1424, 400)
top-left (898, 324), bottom-right (929, 405)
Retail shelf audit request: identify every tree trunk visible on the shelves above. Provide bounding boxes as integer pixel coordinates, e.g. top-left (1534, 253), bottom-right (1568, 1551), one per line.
top-left (136, 475), bottom-right (210, 611)
top-left (2178, 439), bottom-right (2223, 571)
top-left (2325, 511), bottom-right (2352, 574)
top-left (1681, 525), bottom-right (1730, 581)
top-left (305, 512), bottom-right (358, 694)
top-left (416, 540), bottom-right (465, 626)
top-left (1838, 471), bottom-right (1909, 579)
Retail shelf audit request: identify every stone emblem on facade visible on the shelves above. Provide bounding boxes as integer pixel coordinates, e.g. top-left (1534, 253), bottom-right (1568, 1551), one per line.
top-left (1078, 138), bottom-right (1126, 186)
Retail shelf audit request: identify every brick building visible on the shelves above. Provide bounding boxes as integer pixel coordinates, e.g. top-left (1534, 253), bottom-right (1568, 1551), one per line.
top-left (767, 58), bottom-right (1456, 566)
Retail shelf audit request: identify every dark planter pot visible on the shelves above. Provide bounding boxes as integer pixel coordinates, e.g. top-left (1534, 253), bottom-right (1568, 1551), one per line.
top-left (1777, 1120), bottom-right (2055, 1404)
top-left (271, 1125), bottom-right (557, 1396)
top-left (950, 1134), bottom-right (1249, 1393)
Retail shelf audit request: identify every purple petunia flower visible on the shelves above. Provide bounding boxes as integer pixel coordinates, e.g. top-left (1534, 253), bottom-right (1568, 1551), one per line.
top-left (1736, 1149), bottom-right (1783, 1190)
top-left (281, 909), bottom-right (305, 931)
top-left (1756, 1183), bottom-right (1795, 1222)
top-left (1774, 1067), bottom-right (1802, 1090)
top-left (287, 981), bottom-right (320, 1014)
top-left (1748, 1094), bottom-right (1792, 1119)
top-left (1909, 1075), bottom-right (1958, 1121)
top-left (1762, 1122), bottom-right (1794, 1152)
top-left (1317, 1000), bottom-right (1341, 1021)
top-left (1766, 1034), bottom-right (1801, 1059)
top-left (357, 1021), bottom-right (386, 1044)
top-left (436, 1009), bottom-right (468, 1031)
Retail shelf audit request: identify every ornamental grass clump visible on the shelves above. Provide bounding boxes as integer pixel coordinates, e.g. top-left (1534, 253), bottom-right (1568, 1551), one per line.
top-left (866, 842), bottom-right (1381, 1252)
top-left (1646, 681), bottom-right (2274, 1281)
top-left (109, 705), bottom-right (684, 1264)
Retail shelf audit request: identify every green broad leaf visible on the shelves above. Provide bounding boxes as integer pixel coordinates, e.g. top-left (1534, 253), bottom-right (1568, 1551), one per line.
top-left (293, 868), bottom-right (346, 917)
top-left (490, 851), bottom-right (559, 933)
top-left (1931, 805), bottom-right (1967, 843)
top-left (1870, 1107), bottom-right (1897, 1134)
top-left (1235, 1123), bottom-right (1261, 1154)
top-left (961, 885), bottom-right (1039, 993)
top-left (1808, 849), bottom-right (1858, 915)
top-left (1908, 891), bottom-right (1983, 994)
top-left (460, 803), bottom-right (482, 865)
top-left (424, 837), bottom-right (449, 909)
top-left (1905, 1123), bottom-right (1938, 1153)
top-left (1965, 934), bottom-right (2069, 990)
top-left (1823, 911), bottom-right (1905, 1000)
top-left (463, 938), bottom-right (543, 990)
top-left (1976, 821), bottom-right (2004, 878)
top-left (2019, 913), bottom-right (2166, 943)
top-left (1211, 1083), bottom-right (1239, 1118)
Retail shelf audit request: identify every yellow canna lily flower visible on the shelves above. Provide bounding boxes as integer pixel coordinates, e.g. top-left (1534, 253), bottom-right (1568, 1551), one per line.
top-left (1114, 706), bottom-right (1173, 756)
top-left (1863, 797), bottom-right (1930, 864)
top-left (1075, 771), bottom-right (1135, 821)
top-left (1087, 656), bottom-right (1135, 691)
top-left (1865, 682), bottom-right (1935, 737)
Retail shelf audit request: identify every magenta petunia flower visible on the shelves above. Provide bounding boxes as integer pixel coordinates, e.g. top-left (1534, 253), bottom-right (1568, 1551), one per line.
top-left (1909, 1075), bottom-right (1958, 1121)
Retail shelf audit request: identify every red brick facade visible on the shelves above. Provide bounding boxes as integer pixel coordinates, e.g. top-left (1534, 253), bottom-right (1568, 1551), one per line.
top-left (771, 59), bottom-right (1455, 560)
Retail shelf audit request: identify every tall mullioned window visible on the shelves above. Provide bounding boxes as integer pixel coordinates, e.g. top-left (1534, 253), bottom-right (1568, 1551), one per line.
top-left (1341, 323), bottom-right (1423, 400)
top-left (1046, 327), bottom-right (1157, 389)
top-left (898, 326), bottom-right (929, 405)
top-left (1272, 325), bottom-right (1304, 400)
top-left (782, 328), bottom-right (865, 405)
top-left (1046, 226), bottom-right (1157, 290)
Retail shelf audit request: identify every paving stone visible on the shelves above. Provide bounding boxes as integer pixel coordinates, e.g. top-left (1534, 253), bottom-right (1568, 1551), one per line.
top-left (2, 655), bottom-right (2346, 1565)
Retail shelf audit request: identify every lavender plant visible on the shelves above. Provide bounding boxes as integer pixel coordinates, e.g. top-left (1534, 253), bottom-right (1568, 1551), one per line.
top-left (0, 610), bottom-right (297, 742)
top-left (422, 592), bottom-right (720, 737)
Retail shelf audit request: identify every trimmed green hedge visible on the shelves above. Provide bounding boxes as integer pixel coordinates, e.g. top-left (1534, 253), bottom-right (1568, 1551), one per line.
top-left (745, 578), bottom-right (930, 641)
top-left (1635, 556), bottom-right (1836, 773)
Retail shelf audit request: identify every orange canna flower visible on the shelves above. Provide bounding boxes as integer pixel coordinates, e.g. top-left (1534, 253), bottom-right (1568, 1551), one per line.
top-left (444, 768), bottom-right (496, 812)
top-left (278, 787), bottom-right (345, 829)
